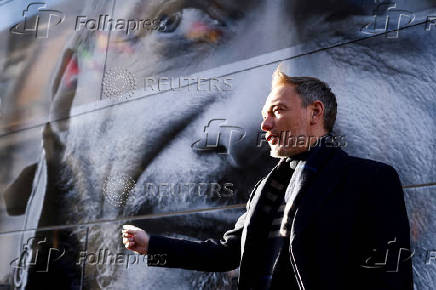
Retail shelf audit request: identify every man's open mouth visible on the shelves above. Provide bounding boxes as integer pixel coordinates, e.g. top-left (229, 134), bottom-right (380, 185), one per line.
top-left (266, 133), bottom-right (280, 145)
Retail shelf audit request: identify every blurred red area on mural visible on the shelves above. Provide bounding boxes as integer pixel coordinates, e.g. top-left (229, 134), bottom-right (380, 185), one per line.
top-left (187, 21), bottom-right (223, 43)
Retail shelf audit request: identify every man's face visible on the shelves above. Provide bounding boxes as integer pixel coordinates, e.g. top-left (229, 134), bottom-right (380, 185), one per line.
top-left (261, 84), bottom-right (311, 158)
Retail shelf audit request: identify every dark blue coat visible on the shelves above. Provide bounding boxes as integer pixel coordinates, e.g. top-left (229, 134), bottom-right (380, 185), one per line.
top-left (148, 144), bottom-right (413, 290)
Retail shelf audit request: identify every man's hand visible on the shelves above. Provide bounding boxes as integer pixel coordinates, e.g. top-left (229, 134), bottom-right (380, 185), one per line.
top-left (121, 224), bottom-right (150, 255)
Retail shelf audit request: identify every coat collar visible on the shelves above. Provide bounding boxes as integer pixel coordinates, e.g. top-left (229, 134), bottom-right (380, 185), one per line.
top-left (243, 136), bottom-right (348, 244)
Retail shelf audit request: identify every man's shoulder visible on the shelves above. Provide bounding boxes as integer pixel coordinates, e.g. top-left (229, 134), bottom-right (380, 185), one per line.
top-left (341, 152), bottom-right (399, 179)
top-left (332, 153), bottom-right (403, 198)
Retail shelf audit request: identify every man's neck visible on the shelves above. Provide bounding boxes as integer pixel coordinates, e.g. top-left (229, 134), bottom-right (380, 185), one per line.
top-left (282, 133), bottom-right (330, 162)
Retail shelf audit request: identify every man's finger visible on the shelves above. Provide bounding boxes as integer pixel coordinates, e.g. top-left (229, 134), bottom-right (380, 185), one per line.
top-left (123, 229), bottom-right (137, 235)
top-left (123, 235), bottom-right (134, 241)
top-left (122, 225), bottom-right (137, 230)
top-left (124, 240), bottom-right (134, 248)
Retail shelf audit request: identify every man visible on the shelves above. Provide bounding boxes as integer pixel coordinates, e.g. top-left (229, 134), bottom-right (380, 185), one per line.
top-left (122, 67), bottom-right (413, 290)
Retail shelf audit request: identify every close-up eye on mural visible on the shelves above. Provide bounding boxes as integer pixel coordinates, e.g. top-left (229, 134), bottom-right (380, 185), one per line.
top-left (0, 0), bottom-right (435, 289)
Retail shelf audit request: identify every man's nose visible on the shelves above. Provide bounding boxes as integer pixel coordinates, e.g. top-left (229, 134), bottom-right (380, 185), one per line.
top-left (261, 117), bottom-right (273, 132)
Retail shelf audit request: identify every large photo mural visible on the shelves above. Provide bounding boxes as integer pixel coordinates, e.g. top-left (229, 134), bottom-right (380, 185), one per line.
top-left (0, 0), bottom-right (435, 289)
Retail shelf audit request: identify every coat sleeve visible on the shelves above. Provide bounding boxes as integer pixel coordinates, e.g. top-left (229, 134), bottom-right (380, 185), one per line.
top-left (358, 164), bottom-right (414, 290)
top-left (146, 179), bottom-right (263, 272)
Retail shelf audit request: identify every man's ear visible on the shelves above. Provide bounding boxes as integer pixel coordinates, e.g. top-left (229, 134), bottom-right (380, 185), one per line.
top-left (310, 100), bottom-right (324, 124)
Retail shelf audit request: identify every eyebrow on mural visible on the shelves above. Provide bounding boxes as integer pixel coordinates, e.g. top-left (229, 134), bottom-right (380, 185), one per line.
top-left (146, 0), bottom-right (252, 20)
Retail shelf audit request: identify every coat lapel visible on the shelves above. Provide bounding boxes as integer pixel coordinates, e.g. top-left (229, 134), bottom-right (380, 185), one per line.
top-left (242, 158), bottom-right (288, 248)
top-left (239, 158), bottom-right (291, 278)
top-left (290, 146), bottom-right (349, 243)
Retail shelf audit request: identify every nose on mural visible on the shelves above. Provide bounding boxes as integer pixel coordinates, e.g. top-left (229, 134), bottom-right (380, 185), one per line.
top-left (191, 118), bottom-right (268, 168)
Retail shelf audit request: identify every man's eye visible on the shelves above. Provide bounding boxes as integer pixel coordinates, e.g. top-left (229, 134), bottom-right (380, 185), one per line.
top-left (273, 109), bottom-right (281, 115)
top-left (155, 8), bottom-right (225, 44)
top-left (157, 12), bottom-right (182, 33)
